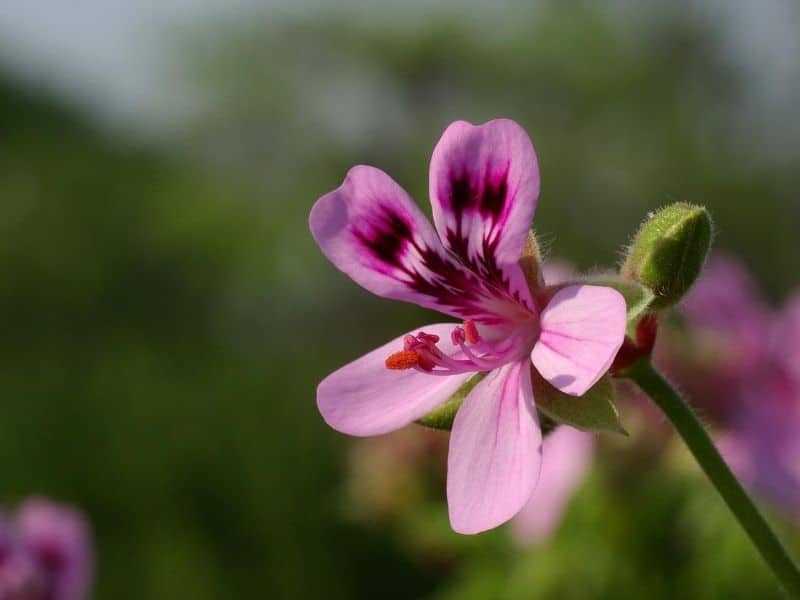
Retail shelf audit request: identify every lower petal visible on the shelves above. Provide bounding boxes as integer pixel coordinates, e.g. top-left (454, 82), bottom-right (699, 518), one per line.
top-left (447, 360), bottom-right (542, 534)
top-left (531, 285), bottom-right (626, 396)
top-left (511, 426), bottom-right (594, 545)
top-left (317, 323), bottom-right (472, 436)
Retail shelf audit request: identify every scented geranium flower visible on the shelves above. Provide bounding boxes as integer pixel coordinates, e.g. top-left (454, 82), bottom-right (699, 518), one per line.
top-left (310, 119), bottom-right (626, 534)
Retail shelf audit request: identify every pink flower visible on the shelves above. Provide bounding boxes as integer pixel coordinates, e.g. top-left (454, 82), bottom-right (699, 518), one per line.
top-left (669, 254), bottom-right (800, 513)
top-left (719, 292), bottom-right (800, 515)
top-left (681, 254), bottom-right (771, 379)
top-left (0, 498), bottom-right (92, 600)
top-left (310, 119), bottom-right (626, 534)
top-left (511, 426), bottom-right (594, 545)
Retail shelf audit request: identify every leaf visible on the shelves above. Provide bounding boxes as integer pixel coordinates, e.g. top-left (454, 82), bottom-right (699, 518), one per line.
top-left (533, 373), bottom-right (627, 435)
top-left (415, 373), bottom-right (486, 431)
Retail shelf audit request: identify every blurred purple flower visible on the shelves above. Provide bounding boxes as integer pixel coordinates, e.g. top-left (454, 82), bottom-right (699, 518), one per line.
top-left (719, 291), bottom-right (800, 515)
top-left (310, 119), bottom-right (626, 534)
top-left (664, 253), bottom-right (800, 514)
top-left (681, 254), bottom-right (770, 379)
top-left (0, 499), bottom-right (92, 600)
top-left (511, 426), bottom-right (594, 546)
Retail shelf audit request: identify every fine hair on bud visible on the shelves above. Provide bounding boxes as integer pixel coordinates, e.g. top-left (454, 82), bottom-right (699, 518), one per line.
top-left (621, 202), bottom-right (714, 309)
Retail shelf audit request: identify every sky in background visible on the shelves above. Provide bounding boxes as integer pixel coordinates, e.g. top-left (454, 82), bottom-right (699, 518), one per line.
top-left (0, 0), bottom-right (797, 144)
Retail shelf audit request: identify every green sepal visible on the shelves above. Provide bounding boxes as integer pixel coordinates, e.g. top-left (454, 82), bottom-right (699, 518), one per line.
top-left (533, 373), bottom-right (627, 435)
top-left (415, 373), bottom-right (486, 431)
top-left (621, 203), bottom-right (713, 309)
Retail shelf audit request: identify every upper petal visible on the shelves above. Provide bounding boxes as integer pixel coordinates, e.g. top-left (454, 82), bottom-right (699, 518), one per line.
top-left (317, 323), bottom-right (473, 436)
top-left (531, 285), bottom-right (626, 396)
top-left (511, 425), bottom-right (594, 546)
top-left (429, 119), bottom-right (539, 309)
top-left (447, 360), bottom-right (542, 534)
top-left (310, 165), bottom-right (529, 323)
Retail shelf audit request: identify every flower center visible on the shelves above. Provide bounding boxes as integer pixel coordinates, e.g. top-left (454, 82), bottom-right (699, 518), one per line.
top-left (385, 319), bottom-right (536, 376)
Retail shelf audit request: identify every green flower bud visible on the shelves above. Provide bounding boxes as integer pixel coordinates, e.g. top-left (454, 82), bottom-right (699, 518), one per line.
top-left (621, 203), bottom-right (713, 309)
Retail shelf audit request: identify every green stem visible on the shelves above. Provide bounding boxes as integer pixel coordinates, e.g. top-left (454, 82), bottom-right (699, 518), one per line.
top-left (627, 359), bottom-right (800, 598)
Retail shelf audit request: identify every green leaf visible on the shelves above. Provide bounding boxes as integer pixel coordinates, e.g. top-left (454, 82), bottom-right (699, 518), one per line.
top-left (533, 373), bottom-right (627, 435)
top-left (415, 373), bottom-right (486, 431)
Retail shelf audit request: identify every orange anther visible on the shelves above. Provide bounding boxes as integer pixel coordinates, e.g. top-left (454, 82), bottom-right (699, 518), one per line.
top-left (385, 350), bottom-right (420, 370)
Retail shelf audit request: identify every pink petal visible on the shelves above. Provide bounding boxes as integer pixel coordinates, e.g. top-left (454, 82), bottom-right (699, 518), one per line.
top-left (511, 426), bottom-right (594, 546)
top-left (317, 323), bottom-right (473, 436)
top-left (310, 165), bottom-right (528, 324)
top-left (447, 360), bottom-right (542, 534)
top-left (531, 285), bottom-right (626, 396)
top-left (429, 119), bottom-right (539, 309)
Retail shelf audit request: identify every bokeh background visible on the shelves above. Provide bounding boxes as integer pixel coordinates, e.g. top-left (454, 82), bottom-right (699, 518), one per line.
top-left (1, 1), bottom-right (799, 598)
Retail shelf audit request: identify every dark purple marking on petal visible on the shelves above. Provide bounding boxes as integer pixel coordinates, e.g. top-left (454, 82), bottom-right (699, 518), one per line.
top-left (349, 200), bottom-right (529, 323)
top-left (449, 171), bottom-right (476, 215)
top-left (353, 207), bottom-right (413, 267)
top-left (480, 167), bottom-right (510, 219)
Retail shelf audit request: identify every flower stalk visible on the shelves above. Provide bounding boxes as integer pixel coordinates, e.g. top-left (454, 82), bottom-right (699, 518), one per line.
top-left (626, 358), bottom-right (800, 598)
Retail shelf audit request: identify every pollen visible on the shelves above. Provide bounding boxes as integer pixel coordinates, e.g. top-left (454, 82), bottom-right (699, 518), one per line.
top-left (385, 350), bottom-right (420, 370)
top-left (463, 319), bottom-right (481, 344)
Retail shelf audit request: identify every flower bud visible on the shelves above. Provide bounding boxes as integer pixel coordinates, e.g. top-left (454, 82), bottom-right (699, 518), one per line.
top-left (621, 203), bottom-right (713, 309)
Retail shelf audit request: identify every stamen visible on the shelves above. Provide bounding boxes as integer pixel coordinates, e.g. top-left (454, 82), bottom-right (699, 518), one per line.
top-left (415, 348), bottom-right (437, 371)
top-left (463, 320), bottom-right (481, 344)
top-left (386, 326), bottom-right (521, 375)
top-left (457, 342), bottom-right (500, 370)
top-left (385, 350), bottom-right (420, 370)
top-left (417, 332), bottom-right (440, 344)
top-left (403, 335), bottom-right (419, 351)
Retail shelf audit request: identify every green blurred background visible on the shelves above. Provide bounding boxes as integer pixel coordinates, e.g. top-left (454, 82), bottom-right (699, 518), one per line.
top-left (1, 2), bottom-right (798, 598)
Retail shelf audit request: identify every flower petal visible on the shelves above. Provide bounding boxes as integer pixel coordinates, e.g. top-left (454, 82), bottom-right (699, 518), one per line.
top-left (429, 119), bottom-right (539, 309)
top-left (317, 323), bottom-right (473, 436)
top-left (511, 426), bottom-right (594, 546)
top-left (310, 165), bottom-right (528, 323)
top-left (531, 285), bottom-right (626, 396)
top-left (447, 360), bottom-right (542, 534)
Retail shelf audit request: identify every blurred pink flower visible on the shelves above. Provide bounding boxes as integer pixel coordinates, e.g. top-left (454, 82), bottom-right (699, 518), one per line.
top-left (511, 426), bottom-right (594, 546)
top-left (666, 253), bottom-right (800, 513)
top-left (681, 254), bottom-right (770, 379)
top-left (0, 498), bottom-right (92, 600)
top-left (310, 119), bottom-right (626, 534)
top-left (719, 292), bottom-right (800, 515)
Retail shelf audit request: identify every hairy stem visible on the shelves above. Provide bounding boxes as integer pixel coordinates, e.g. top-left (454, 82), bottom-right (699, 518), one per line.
top-left (627, 359), bottom-right (800, 597)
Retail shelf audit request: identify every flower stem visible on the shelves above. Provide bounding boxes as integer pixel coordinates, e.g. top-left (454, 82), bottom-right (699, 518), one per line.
top-left (627, 359), bottom-right (800, 597)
